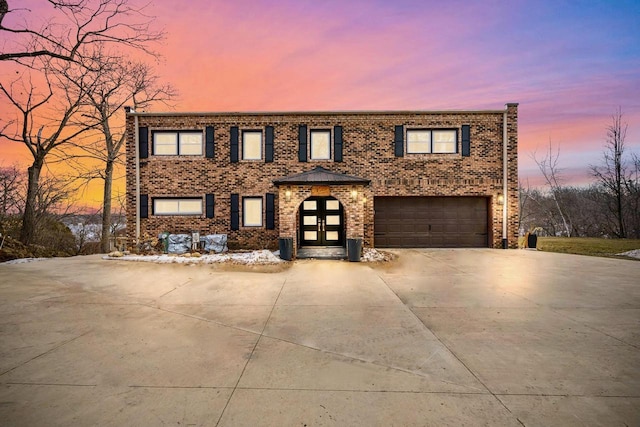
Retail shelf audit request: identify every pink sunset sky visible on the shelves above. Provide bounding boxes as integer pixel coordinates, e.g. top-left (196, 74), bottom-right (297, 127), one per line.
top-left (1, 0), bottom-right (639, 202)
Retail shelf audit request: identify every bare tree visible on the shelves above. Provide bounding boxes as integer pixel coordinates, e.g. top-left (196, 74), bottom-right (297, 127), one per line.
top-left (590, 107), bottom-right (629, 238)
top-left (532, 141), bottom-right (572, 236)
top-left (0, 164), bottom-right (24, 218)
top-left (0, 0), bottom-right (163, 63)
top-left (62, 56), bottom-right (175, 252)
top-left (0, 0), bottom-right (164, 246)
top-left (0, 62), bottom-right (96, 244)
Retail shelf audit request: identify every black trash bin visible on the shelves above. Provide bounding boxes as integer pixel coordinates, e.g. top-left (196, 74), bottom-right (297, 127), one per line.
top-left (527, 233), bottom-right (538, 249)
top-left (347, 238), bottom-right (362, 262)
top-left (278, 237), bottom-right (293, 261)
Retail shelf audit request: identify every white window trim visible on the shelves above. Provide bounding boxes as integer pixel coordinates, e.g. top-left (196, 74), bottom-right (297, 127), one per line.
top-left (309, 129), bottom-right (332, 160)
top-left (242, 130), bottom-right (263, 161)
top-left (406, 129), bottom-right (457, 154)
top-left (243, 197), bottom-right (263, 227)
top-left (153, 131), bottom-right (203, 156)
top-left (153, 198), bottom-right (203, 216)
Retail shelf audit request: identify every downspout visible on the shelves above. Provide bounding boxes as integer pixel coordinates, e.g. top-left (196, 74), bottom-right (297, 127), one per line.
top-left (134, 113), bottom-right (141, 241)
top-left (502, 107), bottom-right (508, 249)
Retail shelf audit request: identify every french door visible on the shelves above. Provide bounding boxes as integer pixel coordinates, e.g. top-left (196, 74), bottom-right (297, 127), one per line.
top-left (300, 196), bottom-right (344, 246)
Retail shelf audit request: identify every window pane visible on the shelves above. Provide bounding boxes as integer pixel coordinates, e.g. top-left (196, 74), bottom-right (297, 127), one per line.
top-left (433, 130), bottom-right (456, 153)
top-left (303, 215), bottom-right (317, 225)
top-left (310, 131), bottom-right (331, 159)
top-left (243, 131), bottom-right (262, 160)
top-left (406, 130), bottom-right (431, 153)
top-left (243, 198), bottom-right (263, 226)
top-left (325, 215), bottom-right (340, 225)
top-left (154, 199), bottom-right (179, 214)
top-left (178, 199), bottom-right (203, 214)
top-left (325, 200), bottom-right (339, 210)
top-left (325, 231), bottom-right (339, 241)
top-left (153, 199), bottom-right (202, 215)
top-left (179, 133), bottom-right (203, 155)
top-left (154, 133), bottom-right (178, 155)
top-left (303, 200), bottom-right (317, 210)
top-left (304, 231), bottom-right (317, 240)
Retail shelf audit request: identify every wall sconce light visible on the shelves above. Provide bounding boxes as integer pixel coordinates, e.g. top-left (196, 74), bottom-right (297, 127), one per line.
top-left (497, 194), bottom-right (504, 205)
top-left (285, 189), bottom-right (292, 202)
top-left (351, 188), bottom-right (358, 201)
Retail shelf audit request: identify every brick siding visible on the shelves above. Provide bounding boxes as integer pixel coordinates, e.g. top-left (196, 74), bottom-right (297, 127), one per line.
top-left (126, 105), bottom-right (519, 251)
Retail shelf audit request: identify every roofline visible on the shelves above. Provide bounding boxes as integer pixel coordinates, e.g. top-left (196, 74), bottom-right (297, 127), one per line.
top-left (273, 178), bottom-right (371, 186)
top-left (125, 106), bottom-right (516, 117)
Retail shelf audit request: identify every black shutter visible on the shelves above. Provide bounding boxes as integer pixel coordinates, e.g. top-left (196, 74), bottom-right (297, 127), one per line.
top-left (140, 194), bottom-right (148, 218)
top-left (230, 193), bottom-right (239, 230)
top-left (206, 194), bottom-right (215, 218)
top-left (266, 193), bottom-right (275, 230)
top-left (334, 126), bottom-right (343, 162)
top-left (298, 125), bottom-right (307, 162)
top-left (394, 125), bottom-right (404, 157)
top-left (206, 126), bottom-right (215, 158)
top-left (461, 125), bottom-right (470, 157)
top-left (139, 127), bottom-right (149, 158)
top-left (265, 126), bottom-right (274, 163)
top-left (230, 127), bottom-right (239, 163)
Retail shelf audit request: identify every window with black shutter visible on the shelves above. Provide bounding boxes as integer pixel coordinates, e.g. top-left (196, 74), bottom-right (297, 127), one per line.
top-left (230, 127), bottom-right (239, 163)
top-left (206, 194), bottom-right (215, 218)
top-left (334, 126), bottom-right (343, 162)
top-left (139, 127), bottom-right (149, 159)
top-left (298, 125), bottom-right (307, 162)
top-left (230, 194), bottom-right (239, 230)
top-left (266, 193), bottom-right (275, 229)
top-left (206, 126), bottom-right (215, 158)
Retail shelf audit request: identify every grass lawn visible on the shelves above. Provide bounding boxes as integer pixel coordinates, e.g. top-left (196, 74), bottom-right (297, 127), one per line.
top-left (525, 237), bottom-right (640, 259)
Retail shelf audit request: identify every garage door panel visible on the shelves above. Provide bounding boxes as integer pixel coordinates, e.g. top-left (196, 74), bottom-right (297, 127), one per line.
top-left (374, 197), bottom-right (488, 248)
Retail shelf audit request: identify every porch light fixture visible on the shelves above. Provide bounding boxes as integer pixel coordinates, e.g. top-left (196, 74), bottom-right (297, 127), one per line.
top-left (285, 189), bottom-right (292, 201)
top-left (351, 188), bottom-right (358, 201)
top-left (497, 194), bottom-right (504, 205)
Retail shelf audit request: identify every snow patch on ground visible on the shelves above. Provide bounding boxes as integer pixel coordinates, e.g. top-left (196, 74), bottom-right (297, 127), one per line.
top-left (361, 248), bottom-right (394, 262)
top-left (1, 257), bottom-right (49, 265)
top-left (618, 249), bottom-right (640, 259)
top-left (104, 249), bottom-right (284, 265)
top-left (104, 248), bottom-right (394, 265)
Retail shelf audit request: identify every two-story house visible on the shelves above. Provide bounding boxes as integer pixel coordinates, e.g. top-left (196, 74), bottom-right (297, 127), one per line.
top-left (125, 104), bottom-right (518, 258)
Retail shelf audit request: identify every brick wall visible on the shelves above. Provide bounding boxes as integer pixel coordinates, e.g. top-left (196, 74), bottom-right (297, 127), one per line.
top-left (125, 106), bottom-right (519, 250)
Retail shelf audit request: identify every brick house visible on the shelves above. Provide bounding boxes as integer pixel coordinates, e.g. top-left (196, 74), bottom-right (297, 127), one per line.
top-left (125, 103), bottom-right (519, 257)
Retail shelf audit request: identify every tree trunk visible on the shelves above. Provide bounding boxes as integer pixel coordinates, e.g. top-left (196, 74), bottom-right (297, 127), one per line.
top-left (20, 159), bottom-right (43, 245)
top-left (100, 159), bottom-right (113, 253)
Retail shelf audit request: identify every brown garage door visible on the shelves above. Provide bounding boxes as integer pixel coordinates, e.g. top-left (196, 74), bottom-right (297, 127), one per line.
top-left (374, 197), bottom-right (488, 248)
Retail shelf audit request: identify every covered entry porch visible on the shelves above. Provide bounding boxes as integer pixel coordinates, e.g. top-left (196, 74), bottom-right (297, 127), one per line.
top-left (273, 166), bottom-right (372, 260)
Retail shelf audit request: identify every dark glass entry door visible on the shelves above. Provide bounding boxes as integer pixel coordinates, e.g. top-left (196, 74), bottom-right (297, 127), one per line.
top-left (300, 196), bottom-right (344, 246)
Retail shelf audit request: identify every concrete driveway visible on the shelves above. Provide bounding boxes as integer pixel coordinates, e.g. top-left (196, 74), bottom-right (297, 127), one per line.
top-left (0, 249), bottom-right (639, 426)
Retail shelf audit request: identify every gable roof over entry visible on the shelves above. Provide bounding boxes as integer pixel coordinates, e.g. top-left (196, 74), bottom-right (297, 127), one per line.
top-left (273, 166), bottom-right (370, 186)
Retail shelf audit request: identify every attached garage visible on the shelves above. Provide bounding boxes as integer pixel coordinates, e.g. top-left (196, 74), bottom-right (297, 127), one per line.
top-left (374, 197), bottom-right (489, 248)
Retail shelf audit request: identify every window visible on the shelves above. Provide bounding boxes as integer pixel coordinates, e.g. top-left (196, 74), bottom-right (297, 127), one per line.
top-left (406, 130), bottom-right (431, 154)
top-left (310, 130), bottom-right (331, 160)
top-left (242, 131), bottom-right (262, 160)
top-left (243, 197), bottom-right (263, 226)
top-left (153, 131), bottom-right (203, 156)
top-left (153, 198), bottom-right (203, 215)
top-left (406, 129), bottom-right (457, 154)
top-left (432, 130), bottom-right (457, 153)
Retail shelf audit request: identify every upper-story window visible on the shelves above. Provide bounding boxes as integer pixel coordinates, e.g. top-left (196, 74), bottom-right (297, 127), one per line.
top-left (153, 131), bottom-right (203, 156)
top-left (406, 129), bottom-right (457, 154)
top-left (310, 130), bottom-right (331, 160)
top-left (242, 130), bottom-right (263, 160)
